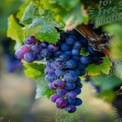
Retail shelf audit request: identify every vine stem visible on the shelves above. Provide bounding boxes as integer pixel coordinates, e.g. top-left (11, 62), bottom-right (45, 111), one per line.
top-left (75, 24), bottom-right (112, 61)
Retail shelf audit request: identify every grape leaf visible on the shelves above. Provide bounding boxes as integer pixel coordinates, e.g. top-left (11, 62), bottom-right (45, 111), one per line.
top-left (23, 62), bottom-right (45, 79)
top-left (104, 23), bottom-right (122, 60)
top-left (23, 17), bottom-right (60, 44)
top-left (21, 2), bottom-right (60, 44)
top-left (86, 57), bottom-right (112, 75)
top-left (16, 0), bottom-right (32, 20)
top-left (36, 76), bottom-right (56, 99)
top-left (20, 2), bottom-right (40, 25)
top-left (64, 4), bottom-right (88, 30)
top-left (91, 74), bottom-right (122, 91)
top-left (96, 90), bottom-right (116, 103)
top-left (115, 62), bottom-right (122, 78)
top-left (7, 15), bottom-right (24, 44)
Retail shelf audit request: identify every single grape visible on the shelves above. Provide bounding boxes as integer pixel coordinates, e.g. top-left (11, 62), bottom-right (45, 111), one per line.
top-left (72, 56), bottom-right (80, 61)
top-left (64, 72), bottom-right (77, 82)
top-left (66, 36), bottom-right (76, 45)
top-left (53, 79), bottom-right (65, 88)
top-left (66, 98), bottom-right (76, 105)
top-left (50, 94), bottom-right (62, 103)
top-left (72, 48), bottom-right (80, 56)
top-left (59, 54), bottom-right (70, 61)
top-left (54, 50), bottom-right (63, 57)
top-left (45, 73), bottom-right (57, 83)
top-left (48, 44), bottom-right (59, 52)
top-left (31, 45), bottom-right (40, 53)
top-left (64, 105), bottom-right (76, 113)
top-left (24, 36), bottom-right (37, 45)
top-left (74, 41), bottom-right (82, 49)
top-left (87, 45), bottom-right (96, 55)
top-left (61, 43), bottom-right (71, 51)
top-left (80, 56), bottom-right (92, 64)
top-left (65, 59), bottom-right (77, 69)
top-left (56, 98), bottom-right (67, 109)
top-left (73, 87), bottom-right (81, 95)
top-left (65, 91), bottom-right (77, 99)
top-left (75, 98), bottom-right (82, 106)
top-left (57, 88), bottom-right (67, 95)
top-left (65, 82), bottom-right (76, 90)
top-left (48, 83), bottom-right (56, 90)
top-left (41, 49), bottom-right (52, 58)
top-left (24, 52), bottom-right (35, 62)
top-left (36, 54), bottom-right (44, 60)
top-left (38, 42), bottom-right (47, 48)
top-left (55, 69), bottom-right (66, 77)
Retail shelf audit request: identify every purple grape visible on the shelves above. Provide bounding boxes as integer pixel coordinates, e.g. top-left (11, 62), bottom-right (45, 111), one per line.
top-left (64, 105), bottom-right (76, 113)
top-left (36, 54), bottom-right (44, 60)
top-left (24, 36), bottom-right (37, 45)
top-left (53, 79), bottom-right (65, 88)
top-left (55, 69), bottom-right (66, 77)
top-left (38, 42), bottom-right (47, 48)
top-left (64, 72), bottom-right (77, 82)
top-left (50, 94), bottom-right (62, 103)
top-left (56, 98), bottom-right (67, 109)
top-left (80, 56), bottom-right (93, 64)
top-left (41, 49), bottom-right (52, 58)
top-left (45, 73), bottom-right (57, 83)
top-left (48, 44), bottom-right (59, 52)
top-left (65, 59), bottom-right (77, 69)
top-left (87, 45), bottom-right (96, 55)
top-left (65, 51), bottom-right (72, 56)
top-left (72, 48), bottom-right (80, 56)
top-left (61, 43), bottom-right (71, 51)
top-left (45, 67), bottom-right (55, 74)
top-left (72, 56), bottom-right (80, 61)
top-left (48, 83), bottom-right (56, 90)
top-left (74, 41), bottom-right (82, 49)
top-left (65, 82), bottom-right (76, 90)
top-left (53, 61), bottom-right (65, 69)
top-left (31, 45), bottom-right (40, 53)
top-left (54, 50), bottom-right (63, 57)
top-left (75, 98), bottom-right (82, 106)
top-left (84, 75), bottom-right (90, 82)
top-left (73, 87), bottom-right (81, 95)
top-left (57, 88), bottom-right (67, 95)
top-left (66, 36), bottom-right (76, 45)
top-left (66, 98), bottom-right (76, 105)
top-left (65, 91), bottom-right (77, 99)
top-left (15, 45), bottom-right (30, 59)
top-left (24, 52), bottom-right (35, 62)
top-left (59, 54), bottom-right (70, 61)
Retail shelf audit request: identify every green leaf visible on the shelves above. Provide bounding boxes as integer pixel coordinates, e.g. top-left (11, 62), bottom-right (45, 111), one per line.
top-left (115, 62), bottom-right (122, 79)
top-left (7, 15), bottom-right (24, 44)
top-left (91, 74), bottom-right (122, 91)
top-left (16, 0), bottom-right (32, 20)
top-left (20, 2), bottom-right (40, 25)
top-left (24, 17), bottom-right (60, 44)
top-left (64, 4), bottom-right (88, 30)
top-left (36, 76), bottom-right (56, 99)
top-left (96, 90), bottom-right (116, 103)
top-left (86, 57), bottom-right (112, 76)
top-left (104, 23), bottom-right (122, 60)
top-left (23, 62), bottom-right (45, 79)
top-left (80, 47), bottom-right (90, 56)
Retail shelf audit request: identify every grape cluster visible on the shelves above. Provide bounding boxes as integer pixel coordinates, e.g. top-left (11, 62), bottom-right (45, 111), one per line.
top-left (15, 30), bottom-right (104, 113)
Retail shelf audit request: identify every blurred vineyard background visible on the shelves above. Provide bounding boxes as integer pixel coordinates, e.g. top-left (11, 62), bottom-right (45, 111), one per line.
top-left (0, 0), bottom-right (121, 122)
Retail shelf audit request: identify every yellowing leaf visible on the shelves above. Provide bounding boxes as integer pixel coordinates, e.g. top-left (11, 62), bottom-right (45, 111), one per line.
top-left (7, 15), bottom-right (24, 43)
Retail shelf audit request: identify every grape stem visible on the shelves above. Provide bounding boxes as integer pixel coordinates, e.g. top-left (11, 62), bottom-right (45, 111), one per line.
top-left (75, 24), bottom-right (112, 61)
